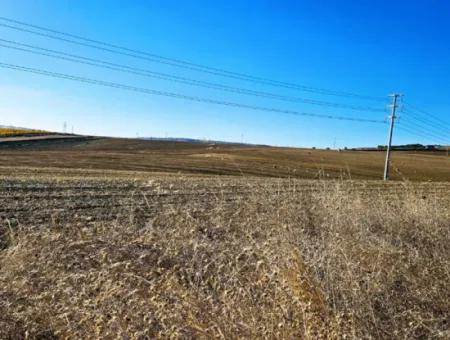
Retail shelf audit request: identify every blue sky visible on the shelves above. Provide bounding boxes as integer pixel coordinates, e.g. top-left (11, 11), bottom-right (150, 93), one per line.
top-left (0, 0), bottom-right (449, 147)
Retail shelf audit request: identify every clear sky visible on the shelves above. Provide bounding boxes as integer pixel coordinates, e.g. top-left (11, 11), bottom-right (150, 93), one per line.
top-left (0, 0), bottom-right (449, 148)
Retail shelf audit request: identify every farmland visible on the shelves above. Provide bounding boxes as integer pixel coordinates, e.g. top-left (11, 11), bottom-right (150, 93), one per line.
top-left (0, 138), bottom-right (449, 338)
top-left (0, 136), bottom-right (449, 181)
top-left (1, 1), bottom-right (449, 337)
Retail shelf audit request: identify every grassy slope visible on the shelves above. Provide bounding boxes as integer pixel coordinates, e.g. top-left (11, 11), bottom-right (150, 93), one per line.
top-left (0, 137), bottom-right (449, 181)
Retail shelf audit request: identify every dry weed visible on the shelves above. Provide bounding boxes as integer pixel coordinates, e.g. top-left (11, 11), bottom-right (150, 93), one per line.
top-left (0, 178), bottom-right (449, 339)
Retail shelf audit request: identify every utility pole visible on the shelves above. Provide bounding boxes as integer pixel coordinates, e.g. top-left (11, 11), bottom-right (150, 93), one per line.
top-left (383, 93), bottom-right (400, 180)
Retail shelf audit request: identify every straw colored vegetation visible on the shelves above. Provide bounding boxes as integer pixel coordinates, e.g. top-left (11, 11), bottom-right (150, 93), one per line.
top-left (0, 127), bottom-right (47, 137)
top-left (0, 170), bottom-right (449, 339)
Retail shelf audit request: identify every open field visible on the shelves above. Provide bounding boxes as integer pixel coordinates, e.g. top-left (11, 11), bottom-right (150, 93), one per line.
top-left (0, 167), bottom-right (449, 338)
top-left (1, 139), bottom-right (449, 338)
top-left (0, 137), bottom-right (449, 181)
top-left (1, 2), bottom-right (449, 339)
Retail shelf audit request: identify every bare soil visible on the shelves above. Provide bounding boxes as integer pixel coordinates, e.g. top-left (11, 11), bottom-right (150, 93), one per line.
top-left (0, 137), bottom-right (449, 181)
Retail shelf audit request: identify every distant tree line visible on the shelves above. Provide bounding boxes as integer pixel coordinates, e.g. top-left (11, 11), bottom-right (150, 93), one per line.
top-left (376, 144), bottom-right (445, 151)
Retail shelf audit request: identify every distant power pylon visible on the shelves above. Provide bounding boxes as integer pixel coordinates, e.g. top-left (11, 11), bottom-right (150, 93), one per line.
top-left (333, 137), bottom-right (340, 150)
top-left (63, 121), bottom-right (67, 133)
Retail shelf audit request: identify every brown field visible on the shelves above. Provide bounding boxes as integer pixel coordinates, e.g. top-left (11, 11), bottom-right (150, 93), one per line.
top-left (0, 138), bottom-right (449, 338)
top-left (0, 136), bottom-right (449, 181)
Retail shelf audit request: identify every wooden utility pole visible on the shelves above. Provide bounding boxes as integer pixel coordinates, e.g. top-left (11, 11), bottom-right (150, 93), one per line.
top-left (383, 94), bottom-right (400, 180)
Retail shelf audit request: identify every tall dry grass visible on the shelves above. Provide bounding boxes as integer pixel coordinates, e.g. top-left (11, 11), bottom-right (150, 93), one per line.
top-left (0, 180), bottom-right (449, 338)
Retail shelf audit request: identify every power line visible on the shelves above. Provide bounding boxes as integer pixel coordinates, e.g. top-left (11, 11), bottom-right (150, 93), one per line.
top-left (399, 114), bottom-right (449, 143)
top-left (397, 122), bottom-right (449, 145)
top-left (0, 39), bottom-right (386, 113)
top-left (396, 125), bottom-right (448, 145)
top-left (0, 62), bottom-right (387, 124)
top-left (392, 98), bottom-right (448, 145)
top-left (399, 117), bottom-right (449, 140)
top-left (397, 102), bottom-right (450, 144)
top-left (400, 104), bottom-right (449, 143)
top-left (396, 126), bottom-right (433, 142)
top-left (398, 121), bottom-right (449, 144)
top-left (401, 108), bottom-right (449, 136)
top-left (403, 101), bottom-right (450, 127)
top-left (0, 16), bottom-right (387, 102)
top-left (402, 103), bottom-right (450, 128)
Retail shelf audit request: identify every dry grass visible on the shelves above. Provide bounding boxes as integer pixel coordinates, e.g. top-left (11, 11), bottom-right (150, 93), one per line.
top-left (0, 128), bottom-right (47, 137)
top-left (0, 173), bottom-right (448, 339)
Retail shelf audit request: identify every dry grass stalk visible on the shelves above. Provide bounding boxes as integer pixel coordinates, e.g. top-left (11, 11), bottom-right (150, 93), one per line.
top-left (0, 177), bottom-right (449, 339)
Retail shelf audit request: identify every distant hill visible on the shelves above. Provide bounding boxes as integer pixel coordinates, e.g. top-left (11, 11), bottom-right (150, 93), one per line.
top-left (141, 137), bottom-right (269, 147)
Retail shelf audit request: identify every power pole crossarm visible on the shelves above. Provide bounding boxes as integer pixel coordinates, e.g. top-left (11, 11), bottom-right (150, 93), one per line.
top-left (383, 93), bottom-right (401, 181)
